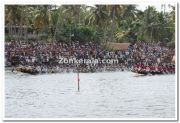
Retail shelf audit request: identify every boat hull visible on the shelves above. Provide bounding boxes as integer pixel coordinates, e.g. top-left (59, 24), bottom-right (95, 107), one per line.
top-left (16, 67), bottom-right (39, 75)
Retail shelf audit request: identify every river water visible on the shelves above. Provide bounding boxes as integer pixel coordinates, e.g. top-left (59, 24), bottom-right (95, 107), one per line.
top-left (5, 70), bottom-right (175, 118)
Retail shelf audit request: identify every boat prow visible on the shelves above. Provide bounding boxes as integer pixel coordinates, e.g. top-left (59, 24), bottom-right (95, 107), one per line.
top-left (15, 66), bottom-right (39, 75)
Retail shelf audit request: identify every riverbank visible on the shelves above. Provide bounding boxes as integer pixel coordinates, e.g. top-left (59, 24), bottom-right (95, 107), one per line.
top-left (5, 41), bottom-right (175, 74)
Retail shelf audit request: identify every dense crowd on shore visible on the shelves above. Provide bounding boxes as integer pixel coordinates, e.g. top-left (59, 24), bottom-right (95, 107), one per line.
top-left (5, 40), bottom-right (175, 74)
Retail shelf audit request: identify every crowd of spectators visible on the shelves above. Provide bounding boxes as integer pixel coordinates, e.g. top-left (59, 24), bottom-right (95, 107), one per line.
top-left (5, 40), bottom-right (175, 73)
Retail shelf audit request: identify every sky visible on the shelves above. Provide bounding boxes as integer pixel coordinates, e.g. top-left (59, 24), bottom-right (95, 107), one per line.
top-left (85, 4), bottom-right (175, 12)
top-left (136, 4), bottom-right (174, 12)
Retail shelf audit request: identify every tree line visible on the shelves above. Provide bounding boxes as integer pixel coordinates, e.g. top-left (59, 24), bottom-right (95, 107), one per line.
top-left (5, 5), bottom-right (175, 47)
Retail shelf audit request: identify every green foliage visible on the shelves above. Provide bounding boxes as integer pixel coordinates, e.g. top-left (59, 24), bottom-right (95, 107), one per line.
top-left (73, 26), bottom-right (94, 42)
top-left (5, 34), bottom-right (14, 41)
top-left (167, 41), bottom-right (175, 48)
top-left (5, 5), bottom-right (175, 45)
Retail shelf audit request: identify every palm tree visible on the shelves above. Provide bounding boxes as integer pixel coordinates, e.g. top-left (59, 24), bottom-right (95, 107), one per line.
top-left (80, 5), bottom-right (108, 42)
top-left (33, 5), bottom-right (51, 39)
top-left (5, 5), bottom-right (21, 38)
top-left (141, 6), bottom-right (159, 42)
top-left (5, 5), bottom-right (33, 40)
top-left (122, 5), bottom-right (138, 20)
top-left (34, 5), bottom-right (51, 27)
top-left (86, 5), bottom-right (108, 27)
top-left (62, 5), bottom-right (81, 39)
top-left (106, 5), bottom-right (125, 42)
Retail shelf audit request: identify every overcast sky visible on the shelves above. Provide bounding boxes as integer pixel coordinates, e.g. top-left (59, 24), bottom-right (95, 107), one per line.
top-left (85, 4), bottom-right (175, 12)
top-left (136, 4), bottom-right (174, 12)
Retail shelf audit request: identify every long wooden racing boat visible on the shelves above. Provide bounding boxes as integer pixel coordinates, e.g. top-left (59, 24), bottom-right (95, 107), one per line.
top-left (15, 66), bottom-right (39, 75)
top-left (131, 69), bottom-right (163, 75)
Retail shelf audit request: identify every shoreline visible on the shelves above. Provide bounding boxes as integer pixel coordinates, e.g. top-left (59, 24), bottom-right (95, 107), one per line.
top-left (5, 66), bottom-right (175, 75)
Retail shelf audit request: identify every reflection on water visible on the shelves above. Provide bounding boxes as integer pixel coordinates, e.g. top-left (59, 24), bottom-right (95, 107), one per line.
top-left (5, 71), bottom-right (175, 118)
